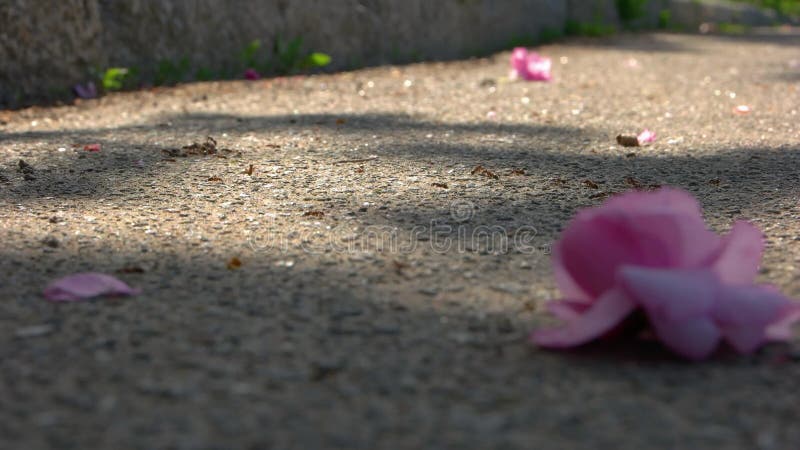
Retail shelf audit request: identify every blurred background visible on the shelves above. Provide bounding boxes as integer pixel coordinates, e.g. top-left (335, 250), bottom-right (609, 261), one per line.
top-left (1, 0), bottom-right (797, 108)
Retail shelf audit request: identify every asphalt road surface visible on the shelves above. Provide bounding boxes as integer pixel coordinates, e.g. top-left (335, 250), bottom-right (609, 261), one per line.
top-left (1, 30), bottom-right (800, 449)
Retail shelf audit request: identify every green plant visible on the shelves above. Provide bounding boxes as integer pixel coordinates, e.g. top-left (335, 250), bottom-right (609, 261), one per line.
top-left (303, 52), bottom-right (332, 69)
top-left (240, 36), bottom-right (331, 75)
top-left (240, 39), bottom-right (262, 68)
top-left (658, 9), bottom-right (672, 28)
top-left (270, 36), bottom-right (310, 74)
top-left (616, 0), bottom-right (648, 22)
top-left (730, 0), bottom-right (800, 17)
top-left (538, 27), bottom-right (565, 43)
top-left (101, 67), bottom-right (130, 91)
top-left (506, 33), bottom-right (539, 48)
top-left (195, 67), bottom-right (215, 81)
top-left (565, 20), bottom-right (617, 37)
top-left (717, 22), bottom-right (751, 34)
top-left (155, 57), bottom-right (191, 86)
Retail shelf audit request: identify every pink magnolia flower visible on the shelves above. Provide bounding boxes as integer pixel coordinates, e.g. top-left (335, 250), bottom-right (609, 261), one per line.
top-left (43, 272), bottom-right (140, 302)
top-left (244, 68), bottom-right (261, 80)
top-left (637, 129), bottom-right (656, 145)
top-left (532, 188), bottom-right (800, 360)
top-left (510, 47), bottom-right (552, 82)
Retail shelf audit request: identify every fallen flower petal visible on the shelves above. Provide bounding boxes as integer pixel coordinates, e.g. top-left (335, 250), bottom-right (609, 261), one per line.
top-left (244, 68), bottom-right (261, 80)
top-left (532, 187), bottom-right (800, 360)
top-left (509, 47), bottom-right (552, 82)
top-left (73, 82), bottom-right (97, 99)
top-left (43, 273), bottom-right (140, 302)
top-left (637, 129), bottom-right (656, 145)
top-left (84, 143), bottom-right (101, 152)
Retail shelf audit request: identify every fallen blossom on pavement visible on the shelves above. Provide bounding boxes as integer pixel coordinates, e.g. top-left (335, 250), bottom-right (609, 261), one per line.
top-left (637, 129), bottom-right (656, 145)
top-left (244, 68), bottom-right (261, 80)
top-left (531, 187), bottom-right (800, 360)
top-left (510, 47), bottom-right (552, 82)
top-left (84, 143), bottom-right (101, 152)
top-left (43, 273), bottom-right (140, 302)
top-left (73, 82), bottom-right (97, 99)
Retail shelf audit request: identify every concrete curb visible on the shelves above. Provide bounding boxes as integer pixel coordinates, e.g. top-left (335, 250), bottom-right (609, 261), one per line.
top-left (0, 0), bottom-right (791, 108)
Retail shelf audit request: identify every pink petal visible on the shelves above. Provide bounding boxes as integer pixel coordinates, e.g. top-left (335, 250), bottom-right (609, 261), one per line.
top-left (711, 221), bottom-right (763, 285)
top-left (510, 47), bottom-right (529, 72)
top-left (509, 48), bottom-right (552, 82)
top-left (618, 267), bottom-right (717, 322)
top-left (714, 285), bottom-right (795, 352)
top-left (544, 299), bottom-right (592, 321)
top-left (557, 214), bottom-right (659, 297)
top-left (556, 198), bottom-right (718, 298)
top-left (637, 129), bottom-right (656, 144)
top-left (600, 187), bottom-right (702, 219)
top-left (618, 267), bottom-right (721, 360)
top-left (73, 82), bottom-right (97, 99)
top-left (43, 272), bottom-right (140, 302)
top-left (623, 211), bottom-right (721, 268)
top-left (552, 246), bottom-right (592, 302)
top-left (590, 187), bottom-right (722, 267)
top-left (766, 303), bottom-right (800, 341)
top-left (244, 68), bottom-right (261, 80)
top-left (83, 143), bottom-right (101, 152)
top-left (650, 316), bottom-right (721, 360)
top-left (524, 55), bottom-right (552, 81)
top-left (532, 289), bottom-right (636, 348)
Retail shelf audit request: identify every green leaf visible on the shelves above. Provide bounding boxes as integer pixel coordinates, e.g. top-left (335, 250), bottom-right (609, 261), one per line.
top-left (304, 52), bottom-right (331, 68)
top-left (102, 67), bottom-right (129, 91)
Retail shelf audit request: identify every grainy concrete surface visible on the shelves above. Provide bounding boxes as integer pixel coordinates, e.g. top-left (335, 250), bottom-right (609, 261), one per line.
top-left (1, 31), bottom-right (800, 449)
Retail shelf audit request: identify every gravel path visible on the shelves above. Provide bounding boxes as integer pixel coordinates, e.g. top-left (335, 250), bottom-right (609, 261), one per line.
top-left (2, 31), bottom-right (800, 449)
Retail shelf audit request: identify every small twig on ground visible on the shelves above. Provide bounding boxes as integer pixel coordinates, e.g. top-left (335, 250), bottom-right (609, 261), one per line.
top-left (332, 156), bottom-right (379, 164)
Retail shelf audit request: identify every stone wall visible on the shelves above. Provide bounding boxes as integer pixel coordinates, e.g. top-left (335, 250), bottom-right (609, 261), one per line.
top-left (0, 0), bottom-right (784, 108)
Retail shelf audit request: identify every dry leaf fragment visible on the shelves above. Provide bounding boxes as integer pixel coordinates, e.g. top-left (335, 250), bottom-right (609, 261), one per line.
top-left (336, 118), bottom-right (347, 125)
top-left (624, 176), bottom-right (643, 189)
top-left (242, 164), bottom-right (255, 175)
top-left (179, 136), bottom-right (227, 156)
top-left (303, 211), bottom-right (325, 218)
top-left (207, 176), bottom-right (223, 182)
top-left (432, 182), bottom-right (449, 189)
top-left (509, 168), bottom-right (526, 176)
top-left (471, 165), bottom-right (499, 180)
top-left (17, 160), bottom-right (34, 174)
top-left (708, 178), bottom-right (721, 186)
top-left (393, 260), bottom-right (410, 277)
top-left (583, 179), bottom-right (599, 189)
top-left (227, 257), bottom-right (243, 270)
top-left (354, 166), bottom-right (365, 173)
top-left (162, 148), bottom-right (186, 158)
top-left (616, 135), bottom-right (640, 147)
